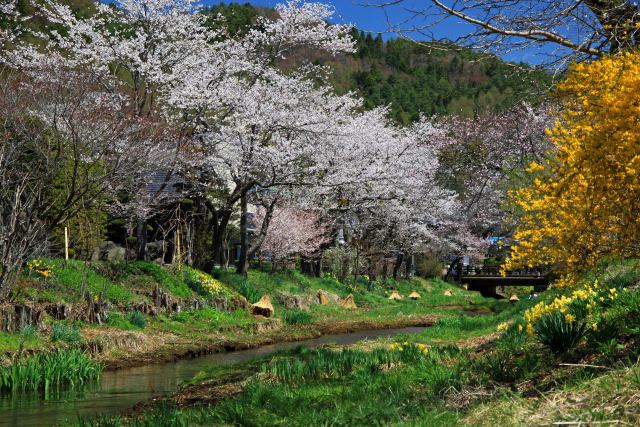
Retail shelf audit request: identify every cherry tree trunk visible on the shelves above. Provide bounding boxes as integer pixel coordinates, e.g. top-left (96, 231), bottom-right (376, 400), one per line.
top-left (393, 253), bottom-right (404, 280)
top-left (136, 218), bottom-right (147, 261)
top-left (211, 209), bottom-right (232, 269)
top-left (236, 193), bottom-right (249, 277)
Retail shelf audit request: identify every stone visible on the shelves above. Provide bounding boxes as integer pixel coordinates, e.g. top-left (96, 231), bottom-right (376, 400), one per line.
top-left (92, 241), bottom-right (126, 262)
top-left (317, 290), bottom-right (340, 305)
top-left (274, 292), bottom-right (313, 309)
top-left (146, 241), bottom-right (167, 263)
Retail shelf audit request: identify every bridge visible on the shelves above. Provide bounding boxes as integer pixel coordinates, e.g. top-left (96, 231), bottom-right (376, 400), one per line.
top-left (449, 265), bottom-right (550, 297)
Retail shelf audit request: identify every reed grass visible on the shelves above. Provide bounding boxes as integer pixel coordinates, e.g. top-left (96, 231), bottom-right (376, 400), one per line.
top-left (0, 349), bottom-right (103, 395)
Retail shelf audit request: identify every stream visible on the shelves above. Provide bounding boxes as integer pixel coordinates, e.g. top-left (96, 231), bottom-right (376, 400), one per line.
top-left (0, 326), bottom-right (426, 426)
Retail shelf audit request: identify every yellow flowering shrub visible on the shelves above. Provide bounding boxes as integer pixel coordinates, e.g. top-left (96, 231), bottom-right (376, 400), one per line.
top-left (505, 51), bottom-right (640, 278)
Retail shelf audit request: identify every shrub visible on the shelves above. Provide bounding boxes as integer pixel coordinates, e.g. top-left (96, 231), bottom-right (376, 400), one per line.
top-left (281, 309), bottom-right (312, 325)
top-left (19, 324), bottom-right (37, 341)
top-left (235, 280), bottom-right (260, 304)
top-left (51, 323), bottom-right (82, 344)
top-left (535, 312), bottom-right (587, 354)
top-left (127, 311), bottom-right (147, 329)
top-left (416, 256), bottom-right (443, 279)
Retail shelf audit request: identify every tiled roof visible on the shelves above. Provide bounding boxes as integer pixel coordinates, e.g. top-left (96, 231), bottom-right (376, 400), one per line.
top-left (146, 170), bottom-right (186, 196)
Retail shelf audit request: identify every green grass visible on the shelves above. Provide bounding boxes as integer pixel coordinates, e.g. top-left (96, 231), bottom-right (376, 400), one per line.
top-left (214, 267), bottom-right (489, 329)
top-left (151, 307), bottom-right (254, 335)
top-left (22, 259), bottom-right (138, 304)
top-left (281, 309), bottom-right (313, 325)
top-left (0, 349), bottom-right (103, 395)
top-left (101, 261), bottom-right (194, 299)
top-left (105, 312), bottom-right (139, 331)
top-left (0, 331), bottom-right (44, 353)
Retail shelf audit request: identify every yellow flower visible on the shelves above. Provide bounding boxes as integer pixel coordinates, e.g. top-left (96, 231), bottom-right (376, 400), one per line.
top-left (496, 322), bottom-right (509, 332)
top-left (518, 324), bottom-right (523, 332)
top-left (565, 314), bottom-right (576, 322)
top-left (592, 323), bottom-right (598, 331)
top-left (526, 323), bottom-right (535, 336)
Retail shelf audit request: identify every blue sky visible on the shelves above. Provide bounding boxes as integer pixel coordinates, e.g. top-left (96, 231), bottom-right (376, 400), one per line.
top-left (202, 0), bottom-right (553, 64)
top-left (204, 1), bottom-right (464, 38)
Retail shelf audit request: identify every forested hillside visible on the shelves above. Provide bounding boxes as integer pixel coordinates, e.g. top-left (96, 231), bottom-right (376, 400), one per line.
top-left (208, 3), bottom-right (552, 123)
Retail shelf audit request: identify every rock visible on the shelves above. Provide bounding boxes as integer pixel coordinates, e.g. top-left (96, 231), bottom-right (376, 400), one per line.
top-left (146, 241), bottom-right (167, 263)
top-left (388, 291), bottom-right (403, 300)
top-left (92, 241), bottom-right (126, 262)
top-left (338, 294), bottom-right (357, 309)
top-left (274, 292), bottom-right (313, 310)
top-left (409, 291), bottom-right (421, 300)
top-left (317, 290), bottom-right (340, 305)
top-left (250, 295), bottom-right (274, 317)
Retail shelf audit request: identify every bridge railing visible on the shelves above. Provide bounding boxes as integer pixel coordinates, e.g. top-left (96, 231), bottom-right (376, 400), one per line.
top-left (452, 265), bottom-right (547, 278)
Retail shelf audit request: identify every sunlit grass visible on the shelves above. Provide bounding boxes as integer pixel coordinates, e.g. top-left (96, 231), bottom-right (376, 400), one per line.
top-left (0, 349), bottom-right (103, 396)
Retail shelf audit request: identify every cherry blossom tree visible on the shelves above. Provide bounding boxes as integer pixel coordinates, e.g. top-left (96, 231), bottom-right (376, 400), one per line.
top-left (255, 207), bottom-right (331, 268)
top-left (438, 103), bottom-right (554, 233)
top-left (301, 107), bottom-right (464, 279)
top-left (164, 2), bottom-right (356, 272)
top-left (5, 0), bottom-right (354, 266)
top-left (0, 65), bottom-right (166, 296)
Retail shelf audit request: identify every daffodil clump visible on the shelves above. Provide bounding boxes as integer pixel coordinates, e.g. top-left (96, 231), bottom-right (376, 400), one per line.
top-left (389, 341), bottom-right (430, 355)
top-left (522, 279), bottom-right (625, 336)
top-left (496, 322), bottom-right (510, 332)
top-left (26, 259), bottom-right (54, 279)
top-left (185, 268), bottom-right (233, 299)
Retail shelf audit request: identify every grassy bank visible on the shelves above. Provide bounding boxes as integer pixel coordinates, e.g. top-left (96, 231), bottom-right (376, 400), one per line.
top-left (78, 258), bottom-right (640, 426)
top-left (2, 259), bottom-right (494, 369)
